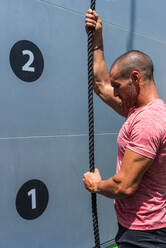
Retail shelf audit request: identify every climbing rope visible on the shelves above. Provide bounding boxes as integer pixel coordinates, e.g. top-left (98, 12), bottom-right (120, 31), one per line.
top-left (87, 0), bottom-right (100, 247)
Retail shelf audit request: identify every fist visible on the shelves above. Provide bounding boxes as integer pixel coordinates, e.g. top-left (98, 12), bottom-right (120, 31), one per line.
top-left (83, 168), bottom-right (102, 193)
top-left (85, 9), bottom-right (102, 34)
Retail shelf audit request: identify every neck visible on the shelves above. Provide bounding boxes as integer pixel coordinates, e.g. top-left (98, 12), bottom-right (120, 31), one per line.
top-left (136, 80), bottom-right (160, 107)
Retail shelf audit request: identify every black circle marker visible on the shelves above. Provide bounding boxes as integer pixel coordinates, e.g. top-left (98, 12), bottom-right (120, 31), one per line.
top-left (16, 179), bottom-right (49, 220)
top-left (10, 40), bottom-right (44, 82)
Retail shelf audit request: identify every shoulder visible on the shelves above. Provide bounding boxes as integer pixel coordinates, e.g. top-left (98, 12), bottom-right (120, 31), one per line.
top-left (130, 99), bottom-right (166, 127)
top-left (128, 99), bottom-right (166, 143)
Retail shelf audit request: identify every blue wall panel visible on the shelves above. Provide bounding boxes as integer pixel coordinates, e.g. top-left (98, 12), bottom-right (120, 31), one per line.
top-left (0, 134), bottom-right (117, 247)
top-left (1, 0), bottom-right (166, 247)
top-left (0, 0), bottom-right (124, 138)
top-left (42, 0), bottom-right (166, 42)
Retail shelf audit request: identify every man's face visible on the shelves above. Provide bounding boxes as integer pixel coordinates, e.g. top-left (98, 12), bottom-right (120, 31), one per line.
top-left (110, 66), bottom-right (139, 109)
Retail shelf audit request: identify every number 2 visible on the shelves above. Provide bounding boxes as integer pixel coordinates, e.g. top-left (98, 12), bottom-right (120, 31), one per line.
top-left (22, 50), bottom-right (35, 72)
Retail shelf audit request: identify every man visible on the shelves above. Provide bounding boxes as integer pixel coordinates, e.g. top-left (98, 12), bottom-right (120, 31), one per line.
top-left (83, 9), bottom-right (166, 248)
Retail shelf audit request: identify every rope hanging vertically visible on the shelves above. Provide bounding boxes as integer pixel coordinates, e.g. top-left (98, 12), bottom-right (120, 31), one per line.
top-left (88, 0), bottom-right (100, 247)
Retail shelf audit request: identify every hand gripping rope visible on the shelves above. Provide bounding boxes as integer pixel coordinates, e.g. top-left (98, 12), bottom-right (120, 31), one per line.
top-left (87, 0), bottom-right (101, 247)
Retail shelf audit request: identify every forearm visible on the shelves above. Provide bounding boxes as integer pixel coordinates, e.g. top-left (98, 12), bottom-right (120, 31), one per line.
top-left (93, 31), bottom-right (110, 87)
top-left (96, 176), bottom-right (129, 200)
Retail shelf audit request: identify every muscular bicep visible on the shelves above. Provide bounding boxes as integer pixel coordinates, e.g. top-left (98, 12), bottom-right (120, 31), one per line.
top-left (93, 58), bottom-right (126, 116)
top-left (94, 80), bottom-right (126, 116)
top-left (113, 148), bottom-right (153, 196)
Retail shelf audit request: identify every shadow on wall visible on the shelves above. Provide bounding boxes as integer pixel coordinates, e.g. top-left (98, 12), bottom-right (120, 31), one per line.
top-left (127, 0), bottom-right (136, 51)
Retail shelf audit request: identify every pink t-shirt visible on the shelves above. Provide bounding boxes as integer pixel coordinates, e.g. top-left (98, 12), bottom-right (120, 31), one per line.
top-left (115, 99), bottom-right (166, 230)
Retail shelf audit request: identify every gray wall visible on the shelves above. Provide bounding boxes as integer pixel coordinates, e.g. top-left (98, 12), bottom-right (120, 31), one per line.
top-left (0, 0), bottom-right (166, 247)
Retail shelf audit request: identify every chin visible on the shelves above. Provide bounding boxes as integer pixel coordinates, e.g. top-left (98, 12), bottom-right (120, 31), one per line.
top-left (126, 99), bottom-right (137, 108)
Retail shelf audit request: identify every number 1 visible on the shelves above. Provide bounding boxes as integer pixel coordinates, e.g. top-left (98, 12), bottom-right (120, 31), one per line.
top-left (28, 188), bottom-right (36, 209)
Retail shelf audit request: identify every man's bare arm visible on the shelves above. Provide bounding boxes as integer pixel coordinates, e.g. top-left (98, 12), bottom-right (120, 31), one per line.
top-left (83, 148), bottom-right (153, 199)
top-left (85, 9), bottom-right (125, 116)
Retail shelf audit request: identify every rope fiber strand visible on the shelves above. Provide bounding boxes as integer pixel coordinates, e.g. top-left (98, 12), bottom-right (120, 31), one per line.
top-left (87, 1), bottom-right (101, 247)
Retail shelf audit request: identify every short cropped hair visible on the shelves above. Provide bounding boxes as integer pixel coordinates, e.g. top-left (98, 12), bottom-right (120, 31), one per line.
top-left (111, 50), bottom-right (154, 80)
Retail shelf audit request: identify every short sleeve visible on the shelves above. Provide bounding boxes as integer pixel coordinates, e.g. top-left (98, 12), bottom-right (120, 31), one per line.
top-left (126, 113), bottom-right (162, 159)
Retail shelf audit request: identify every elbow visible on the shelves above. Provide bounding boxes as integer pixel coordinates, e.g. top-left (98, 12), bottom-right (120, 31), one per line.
top-left (93, 80), bottom-right (101, 96)
top-left (118, 185), bottom-right (138, 198)
top-left (125, 186), bottom-right (138, 197)
top-left (112, 174), bottom-right (139, 199)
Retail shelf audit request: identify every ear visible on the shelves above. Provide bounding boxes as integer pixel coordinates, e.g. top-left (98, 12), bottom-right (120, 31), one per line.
top-left (130, 71), bottom-right (141, 84)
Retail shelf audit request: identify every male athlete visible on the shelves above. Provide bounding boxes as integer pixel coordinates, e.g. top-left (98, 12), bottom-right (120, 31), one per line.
top-left (83, 9), bottom-right (166, 248)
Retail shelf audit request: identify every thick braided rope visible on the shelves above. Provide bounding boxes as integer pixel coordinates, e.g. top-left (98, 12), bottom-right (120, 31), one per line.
top-left (88, 0), bottom-right (100, 247)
